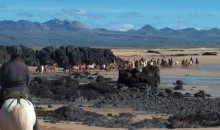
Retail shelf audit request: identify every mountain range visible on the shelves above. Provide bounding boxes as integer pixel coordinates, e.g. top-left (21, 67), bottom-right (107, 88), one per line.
top-left (0, 19), bottom-right (220, 47)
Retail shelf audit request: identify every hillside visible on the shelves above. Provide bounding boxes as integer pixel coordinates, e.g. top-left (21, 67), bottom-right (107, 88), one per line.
top-left (0, 19), bottom-right (220, 47)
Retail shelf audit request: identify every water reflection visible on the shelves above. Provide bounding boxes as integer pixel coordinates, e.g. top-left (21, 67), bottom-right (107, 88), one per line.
top-left (193, 64), bottom-right (220, 72)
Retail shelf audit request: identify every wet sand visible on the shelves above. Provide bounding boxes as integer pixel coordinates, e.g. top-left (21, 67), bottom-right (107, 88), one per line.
top-left (39, 119), bottom-right (220, 130)
top-left (33, 48), bottom-right (220, 130)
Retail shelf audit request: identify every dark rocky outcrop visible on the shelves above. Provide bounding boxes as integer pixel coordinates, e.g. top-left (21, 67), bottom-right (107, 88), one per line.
top-left (194, 90), bottom-right (211, 98)
top-left (96, 75), bottom-right (113, 83)
top-left (36, 102), bottom-right (220, 129)
top-left (168, 112), bottom-right (220, 128)
top-left (29, 75), bottom-right (79, 100)
top-left (117, 65), bottom-right (160, 88)
top-left (80, 82), bottom-right (115, 100)
top-left (0, 45), bottom-right (122, 67)
top-left (29, 75), bottom-right (116, 101)
top-left (202, 52), bottom-right (218, 56)
top-left (146, 50), bottom-right (161, 54)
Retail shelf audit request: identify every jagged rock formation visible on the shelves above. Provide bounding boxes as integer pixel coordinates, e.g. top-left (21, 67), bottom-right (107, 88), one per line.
top-left (117, 65), bottom-right (160, 88)
top-left (0, 45), bottom-right (122, 67)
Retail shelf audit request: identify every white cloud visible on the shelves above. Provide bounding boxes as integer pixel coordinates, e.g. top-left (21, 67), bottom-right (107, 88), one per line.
top-left (176, 18), bottom-right (186, 24)
top-left (62, 8), bottom-right (88, 17)
top-left (87, 14), bottom-right (106, 19)
top-left (119, 12), bottom-right (143, 18)
top-left (116, 24), bottom-right (134, 31)
top-left (44, 11), bottom-right (60, 17)
top-left (195, 27), bottom-right (203, 30)
top-left (189, 13), bottom-right (214, 18)
top-left (16, 12), bottom-right (34, 17)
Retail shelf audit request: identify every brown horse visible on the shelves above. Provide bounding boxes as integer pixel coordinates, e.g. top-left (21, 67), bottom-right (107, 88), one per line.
top-left (195, 58), bottom-right (199, 67)
top-left (79, 63), bottom-right (86, 71)
top-left (44, 63), bottom-right (58, 73)
top-left (109, 62), bottom-right (118, 71)
top-left (121, 60), bottom-right (133, 69)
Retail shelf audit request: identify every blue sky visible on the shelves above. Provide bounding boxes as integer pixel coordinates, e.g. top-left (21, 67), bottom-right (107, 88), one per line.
top-left (0, 0), bottom-right (219, 31)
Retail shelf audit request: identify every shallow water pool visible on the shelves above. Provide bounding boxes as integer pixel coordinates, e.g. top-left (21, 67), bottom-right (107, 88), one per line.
top-left (161, 75), bottom-right (220, 97)
top-left (193, 64), bottom-right (220, 72)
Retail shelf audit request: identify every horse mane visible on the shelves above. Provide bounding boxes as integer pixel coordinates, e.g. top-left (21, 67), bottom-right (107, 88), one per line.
top-left (11, 105), bottom-right (29, 130)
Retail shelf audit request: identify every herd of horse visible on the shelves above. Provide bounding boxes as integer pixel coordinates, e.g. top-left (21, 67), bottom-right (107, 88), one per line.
top-left (35, 57), bottom-right (200, 75)
top-left (35, 63), bottom-right (58, 74)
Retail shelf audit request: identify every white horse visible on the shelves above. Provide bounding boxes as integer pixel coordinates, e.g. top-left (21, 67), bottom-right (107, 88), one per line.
top-left (72, 65), bottom-right (80, 72)
top-left (175, 61), bottom-right (179, 66)
top-left (87, 63), bottom-right (96, 70)
top-left (36, 65), bottom-right (44, 75)
top-left (0, 98), bottom-right (36, 130)
top-left (40, 65), bottom-right (44, 75)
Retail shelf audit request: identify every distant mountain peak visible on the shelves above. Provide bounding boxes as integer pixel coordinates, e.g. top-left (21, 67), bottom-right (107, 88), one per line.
top-left (130, 24), bottom-right (158, 34)
top-left (43, 19), bottom-right (91, 30)
top-left (0, 19), bottom-right (220, 47)
top-left (44, 19), bottom-right (62, 25)
top-left (71, 20), bottom-right (92, 30)
top-left (209, 28), bottom-right (220, 32)
top-left (140, 24), bottom-right (157, 31)
top-left (180, 28), bottom-right (198, 32)
top-left (160, 27), bottom-right (174, 31)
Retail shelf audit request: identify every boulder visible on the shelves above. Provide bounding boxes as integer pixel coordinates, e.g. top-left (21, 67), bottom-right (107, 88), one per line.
top-left (80, 82), bottom-right (115, 100)
top-left (117, 66), bottom-right (160, 88)
top-left (55, 104), bottom-right (85, 121)
top-left (96, 75), bottom-right (112, 82)
top-left (174, 85), bottom-right (183, 90)
top-left (194, 90), bottom-right (210, 98)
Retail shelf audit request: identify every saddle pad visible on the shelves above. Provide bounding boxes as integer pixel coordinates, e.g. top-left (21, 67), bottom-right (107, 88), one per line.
top-left (4, 90), bottom-right (29, 100)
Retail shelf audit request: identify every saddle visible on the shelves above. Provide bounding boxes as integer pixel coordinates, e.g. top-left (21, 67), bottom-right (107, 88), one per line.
top-left (0, 90), bottom-right (29, 108)
top-left (4, 90), bottom-right (29, 100)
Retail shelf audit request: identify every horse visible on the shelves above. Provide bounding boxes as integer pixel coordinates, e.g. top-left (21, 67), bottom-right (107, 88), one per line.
top-left (86, 63), bottom-right (96, 70)
top-left (195, 58), bottom-right (199, 67)
top-left (49, 63), bottom-right (58, 72)
top-left (139, 58), bottom-right (147, 68)
top-left (168, 58), bottom-right (173, 67)
top-left (0, 98), bottom-right (36, 130)
top-left (79, 63), bottom-right (86, 71)
top-left (181, 59), bottom-right (187, 68)
top-left (109, 62), bottom-right (118, 71)
top-left (35, 65), bottom-right (44, 75)
top-left (100, 64), bottom-right (106, 70)
top-left (44, 63), bottom-right (58, 73)
top-left (72, 65), bottom-right (80, 72)
top-left (175, 60), bottom-right (179, 67)
top-left (156, 59), bottom-right (160, 66)
top-left (63, 64), bottom-right (72, 73)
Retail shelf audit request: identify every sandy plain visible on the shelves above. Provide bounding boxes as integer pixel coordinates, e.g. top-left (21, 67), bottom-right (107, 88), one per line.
top-left (32, 47), bottom-right (220, 130)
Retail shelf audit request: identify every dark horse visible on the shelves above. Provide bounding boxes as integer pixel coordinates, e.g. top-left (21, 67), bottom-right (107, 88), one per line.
top-left (63, 64), bottom-right (72, 73)
top-left (195, 58), bottom-right (199, 67)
